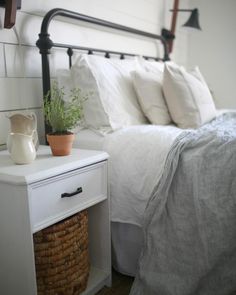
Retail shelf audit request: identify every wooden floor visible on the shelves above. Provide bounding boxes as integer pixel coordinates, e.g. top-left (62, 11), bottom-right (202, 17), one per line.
top-left (96, 270), bottom-right (134, 295)
top-left (95, 271), bottom-right (236, 295)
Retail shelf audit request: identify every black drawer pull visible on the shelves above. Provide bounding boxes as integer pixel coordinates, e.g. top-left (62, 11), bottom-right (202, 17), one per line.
top-left (61, 187), bottom-right (83, 198)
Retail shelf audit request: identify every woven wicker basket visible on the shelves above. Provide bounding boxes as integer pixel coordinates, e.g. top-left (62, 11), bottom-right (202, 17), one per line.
top-left (33, 211), bottom-right (90, 295)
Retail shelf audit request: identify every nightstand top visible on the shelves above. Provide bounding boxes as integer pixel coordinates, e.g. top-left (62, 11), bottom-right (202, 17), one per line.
top-left (0, 145), bottom-right (108, 185)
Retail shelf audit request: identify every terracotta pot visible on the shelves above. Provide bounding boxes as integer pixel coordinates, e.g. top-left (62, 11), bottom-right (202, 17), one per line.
top-left (47, 133), bottom-right (75, 156)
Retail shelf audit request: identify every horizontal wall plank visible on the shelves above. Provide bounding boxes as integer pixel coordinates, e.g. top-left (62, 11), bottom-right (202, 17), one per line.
top-left (5, 44), bottom-right (41, 77)
top-left (97, 0), bottom-right (161, 25)
top-left (21, 0), bottom-right (92, 16)
top-left (21, 0), bottom-right (162, 29)
top-left (0, 78), bottom-right (43, 111)
top-left (84, 5), bottom-right (161, 34)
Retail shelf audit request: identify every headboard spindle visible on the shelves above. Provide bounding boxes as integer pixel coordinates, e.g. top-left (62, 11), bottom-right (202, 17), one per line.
top-left (67, 47), bottom-right (73, 68)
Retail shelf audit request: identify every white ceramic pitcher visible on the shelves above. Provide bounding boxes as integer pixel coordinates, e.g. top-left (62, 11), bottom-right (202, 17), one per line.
top-left (7, 133), bottom-right (36, 165)
top-left (7, 112), bottom-right (39, 150)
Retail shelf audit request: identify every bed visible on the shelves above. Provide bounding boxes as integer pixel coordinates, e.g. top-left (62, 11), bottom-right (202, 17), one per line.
top-left (37, 9), bottom-right (236, 295)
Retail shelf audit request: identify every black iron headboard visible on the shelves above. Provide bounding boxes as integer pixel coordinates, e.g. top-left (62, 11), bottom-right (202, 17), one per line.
top-left (36, 8), bottom-right (169, 100)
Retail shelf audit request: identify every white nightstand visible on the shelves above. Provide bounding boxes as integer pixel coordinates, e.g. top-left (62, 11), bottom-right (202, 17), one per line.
top-left (0, 146), bottom-right (111, 295)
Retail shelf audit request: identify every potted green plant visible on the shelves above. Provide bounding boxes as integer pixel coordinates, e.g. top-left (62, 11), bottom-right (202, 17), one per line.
top-left (43, 81), bottom-right (86, 156)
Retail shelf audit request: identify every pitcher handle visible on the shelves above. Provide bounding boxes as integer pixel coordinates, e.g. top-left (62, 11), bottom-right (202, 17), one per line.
top-left (32, 130), bottom-right (39, 151)
top-left (31, 112), bottom-right (37, 130)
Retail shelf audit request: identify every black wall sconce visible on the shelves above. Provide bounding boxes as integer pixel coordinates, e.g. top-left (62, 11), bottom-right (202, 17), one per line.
top-left (179, 8), bottom-right (201, 30)
top-left (162, 0), bottom-right (201, 54)
top-left (0, 0), bottom-right (21, 28)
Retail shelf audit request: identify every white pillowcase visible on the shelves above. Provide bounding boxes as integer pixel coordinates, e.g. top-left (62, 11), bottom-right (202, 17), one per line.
top-left (137, 56), bottom-right (165, 73)
top-left (71, 54), bottom-right (147, 132)
top-left (57, 69), bottom-right (74, 101)
top-left (163, 62), bottom-right (216, 129)
top-left (131, 70), bottom-right (171, 125)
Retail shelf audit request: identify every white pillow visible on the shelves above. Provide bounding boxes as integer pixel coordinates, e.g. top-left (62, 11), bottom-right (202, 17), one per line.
top-left (57, 69), bottom-right (74, 101)
top-left (131, 70), bottom-right (171, 125)
top-left (71, 54), bottom-right (147, 132)
top-left (162, 62), bottom-right (216, 129)
top-left (137, 56), bottom-right (164, 73)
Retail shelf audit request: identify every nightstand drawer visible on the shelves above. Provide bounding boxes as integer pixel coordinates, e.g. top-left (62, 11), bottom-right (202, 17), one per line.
top-left (29, 161), bottom-right (107, 232)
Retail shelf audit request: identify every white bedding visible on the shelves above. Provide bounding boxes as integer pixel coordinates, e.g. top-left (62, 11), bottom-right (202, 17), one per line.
top-left (74, 110), bottom-right (231, 227)
top-left (73, 128), bottom-right (105, 150)
top-left (74, 112), bottom-right (232, 276)
top-left (74, 125), bottom-right (183, 226)
top-left (103, 125), bottom-right (183, 226)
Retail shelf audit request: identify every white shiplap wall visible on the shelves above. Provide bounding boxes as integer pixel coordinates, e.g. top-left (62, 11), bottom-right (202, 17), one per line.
top-left (0, 0), bottom-right (189, 148)
top-left (187, 0), bottom-right (236, 109)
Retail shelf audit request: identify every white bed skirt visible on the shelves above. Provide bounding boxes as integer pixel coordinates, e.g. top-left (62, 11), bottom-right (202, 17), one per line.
top-left (111, 222), bottom-right (143, 277)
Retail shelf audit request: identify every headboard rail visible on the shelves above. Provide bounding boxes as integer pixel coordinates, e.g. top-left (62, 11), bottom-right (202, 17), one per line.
top-left (36, 8), bottom-right (169, 102)
top-left (56, 43), bottom-right (164, 68)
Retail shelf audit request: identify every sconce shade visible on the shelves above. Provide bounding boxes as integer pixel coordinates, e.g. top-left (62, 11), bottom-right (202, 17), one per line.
top-left (183, 8), bottom-right (201, 30)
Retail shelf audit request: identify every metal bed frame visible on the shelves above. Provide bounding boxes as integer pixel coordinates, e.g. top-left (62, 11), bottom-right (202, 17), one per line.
top-left (36, 8), bottom-right (169, 99)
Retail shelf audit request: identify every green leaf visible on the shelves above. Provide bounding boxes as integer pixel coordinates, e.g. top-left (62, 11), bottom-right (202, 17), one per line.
top-left (43, 81), bottom-right (87, 133)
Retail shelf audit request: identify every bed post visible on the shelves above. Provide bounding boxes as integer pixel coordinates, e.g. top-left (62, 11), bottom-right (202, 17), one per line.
top-left (36, 32), bottom-right (53, 135)
top-left (36, 10), bottom-right (58, 135)
top-left (36, 34), bottom-right (53, 98)
top-left (36, 9), bottom-right (59, 98)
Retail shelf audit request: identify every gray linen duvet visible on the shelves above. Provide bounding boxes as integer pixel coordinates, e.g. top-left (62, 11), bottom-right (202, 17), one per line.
top-left (130, 112), bottom-right (236, 295)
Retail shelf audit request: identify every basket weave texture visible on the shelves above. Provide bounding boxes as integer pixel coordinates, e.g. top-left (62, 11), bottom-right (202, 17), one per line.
top-left (33, 210), bottom-right (90, 295)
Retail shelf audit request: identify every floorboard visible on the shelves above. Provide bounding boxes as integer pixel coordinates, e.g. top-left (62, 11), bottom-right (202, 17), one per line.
top-left (96, 270), bottom-right (134, 295)
top-left (95, 270), bottom-right (236, 295)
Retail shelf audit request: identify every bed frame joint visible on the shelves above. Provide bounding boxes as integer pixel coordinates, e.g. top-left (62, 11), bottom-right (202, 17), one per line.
top-left (36, 33), bottom-right (53, 54)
